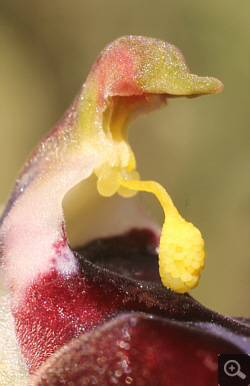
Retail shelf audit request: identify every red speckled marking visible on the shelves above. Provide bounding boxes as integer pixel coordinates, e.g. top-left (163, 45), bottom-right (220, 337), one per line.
top-left (52, 222), bottom-right (67, 255)
top-left (13, 268), bottom-right (119, 373)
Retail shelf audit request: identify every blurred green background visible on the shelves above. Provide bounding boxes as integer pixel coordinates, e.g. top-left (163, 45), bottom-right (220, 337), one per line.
top-left (1, 0), bottom-right (249, 316)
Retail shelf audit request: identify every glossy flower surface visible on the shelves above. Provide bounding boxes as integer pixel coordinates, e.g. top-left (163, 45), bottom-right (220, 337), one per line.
top-left (0, 36), bottom-right (249, 385)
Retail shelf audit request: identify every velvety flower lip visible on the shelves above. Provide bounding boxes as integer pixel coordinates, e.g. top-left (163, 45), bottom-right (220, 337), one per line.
top-left (25, 228), bottom-right (250, 384)
top-left (0, 36), bottom-right (249, 385)
top-left (10, 228), bottom-right (250, 381)
top-left (27, 228), bottom-right (250, 385)
top-left (29, 312), bottom-right (247, 386)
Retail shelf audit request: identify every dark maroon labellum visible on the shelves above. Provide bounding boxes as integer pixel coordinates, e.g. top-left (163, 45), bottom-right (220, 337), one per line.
top-left (13, 229), bottom-right (250, 377)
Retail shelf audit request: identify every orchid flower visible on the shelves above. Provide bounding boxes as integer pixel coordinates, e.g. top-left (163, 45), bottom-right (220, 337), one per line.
top-left (0, 36), bottom-right (249, 386)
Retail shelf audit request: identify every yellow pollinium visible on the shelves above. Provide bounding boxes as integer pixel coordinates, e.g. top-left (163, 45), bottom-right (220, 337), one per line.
top-left (116, 177), bottom-right (206, 293)
top-left (95, 164), bottom-right (140, 198)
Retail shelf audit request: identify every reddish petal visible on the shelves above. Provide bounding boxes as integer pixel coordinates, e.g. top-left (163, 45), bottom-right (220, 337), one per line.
top-left (30, 313), bottom-right (244, 386)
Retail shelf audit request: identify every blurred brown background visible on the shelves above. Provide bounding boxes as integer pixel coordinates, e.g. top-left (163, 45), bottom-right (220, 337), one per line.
top-left (1, 0), bottom-right (249, 316)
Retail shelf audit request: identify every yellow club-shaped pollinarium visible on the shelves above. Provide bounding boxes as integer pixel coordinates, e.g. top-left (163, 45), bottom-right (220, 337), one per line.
top-left (73, 36), bottom-right (223, 293)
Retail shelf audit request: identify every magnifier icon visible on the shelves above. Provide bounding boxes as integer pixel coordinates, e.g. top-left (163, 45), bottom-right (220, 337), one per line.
top-left (224, 360), bottom-right (246, 379)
